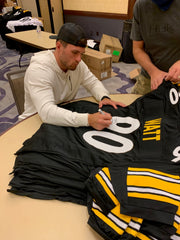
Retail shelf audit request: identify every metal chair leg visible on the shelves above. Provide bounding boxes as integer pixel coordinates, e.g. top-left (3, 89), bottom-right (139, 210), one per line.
top-left (19, 53), bottom-right (23, 68)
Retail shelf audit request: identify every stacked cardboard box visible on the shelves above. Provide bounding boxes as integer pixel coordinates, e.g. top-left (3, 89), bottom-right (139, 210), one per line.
top-left (99, 34), bottom-right (123, 63)
top-left (129, 68), bottom-right (141, 79)
top-left (82, 47), bottom-right (112, 81)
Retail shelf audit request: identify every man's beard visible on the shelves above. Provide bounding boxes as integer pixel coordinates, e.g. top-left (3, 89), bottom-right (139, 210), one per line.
top-left (60, 59), bottom-right (79, 71)
top-left (67, 62), bottom-right (78, 71)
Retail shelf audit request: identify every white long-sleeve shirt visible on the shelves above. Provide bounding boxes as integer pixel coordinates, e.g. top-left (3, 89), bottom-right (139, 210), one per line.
top-left (19, 50), bottom-right (109, 127)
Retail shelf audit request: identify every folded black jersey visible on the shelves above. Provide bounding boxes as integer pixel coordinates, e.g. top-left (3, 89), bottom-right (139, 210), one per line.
top-left (8, 80), bottom-right (180, 205)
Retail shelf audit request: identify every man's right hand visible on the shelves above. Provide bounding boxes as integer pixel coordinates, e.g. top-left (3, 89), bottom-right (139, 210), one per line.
top-left (150, 69), bottom-right (167, 90)
top-left (88, 111), bottom-right (112, 130)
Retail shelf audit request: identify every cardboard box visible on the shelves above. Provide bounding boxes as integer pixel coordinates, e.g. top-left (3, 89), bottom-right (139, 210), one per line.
top-left (99, 34), bottom-right (123, 63)
top-left (5, 0), bottom-right (15, 7)
top-left (82, 47), bottom-right (112, 80)
top-left (129, 68), bottom-right (141, 79)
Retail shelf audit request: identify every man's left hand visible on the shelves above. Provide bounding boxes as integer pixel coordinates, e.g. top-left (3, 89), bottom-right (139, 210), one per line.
top-left (99, 97), bottom-right (126, 109)
top-left (165, 60), bottom-right (180, 82)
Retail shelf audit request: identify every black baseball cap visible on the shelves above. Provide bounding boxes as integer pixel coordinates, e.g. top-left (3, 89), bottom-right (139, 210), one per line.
top-left (54, 22), bottom-right (87, 47)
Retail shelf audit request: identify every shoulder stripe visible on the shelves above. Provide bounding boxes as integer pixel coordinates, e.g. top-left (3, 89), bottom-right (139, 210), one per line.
top-left (128, 186), bottom-right (180, 201)
top-left (129, 219), bottom-right (142, 231)
top-left (128, 168), bottom-right (180, 180)
top-left (99, 170), bottom-right (115, 194)
top-left (128, 171), bottom-right (180, 183)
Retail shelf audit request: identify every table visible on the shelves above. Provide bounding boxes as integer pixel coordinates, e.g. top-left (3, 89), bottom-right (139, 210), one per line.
top-left (6, 30), bottom-right (57, 66)
top-left (0, 94), bottom-right (141, 240)
top-left (6, 29), bottom-right (56, 50)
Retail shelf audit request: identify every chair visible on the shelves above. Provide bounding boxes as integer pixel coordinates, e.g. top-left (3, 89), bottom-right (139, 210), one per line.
top-left (7, 69), bottom-right (26, 115)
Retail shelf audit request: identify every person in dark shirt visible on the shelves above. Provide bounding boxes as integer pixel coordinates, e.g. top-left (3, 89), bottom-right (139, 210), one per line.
top-left (130, 0), bottom-right (180, 95)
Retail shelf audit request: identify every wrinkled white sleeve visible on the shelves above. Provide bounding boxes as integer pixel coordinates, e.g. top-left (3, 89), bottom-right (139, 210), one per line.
top-left (25, 68), bottom-right (89, 127)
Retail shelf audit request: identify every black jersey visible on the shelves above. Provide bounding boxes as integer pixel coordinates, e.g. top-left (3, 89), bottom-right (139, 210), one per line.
top-left (8, 80), bottom-right (180, 206)
top-left (8, 81), bottom-right (180, 202)
top-left (8, 81), bottom-right (180, 239)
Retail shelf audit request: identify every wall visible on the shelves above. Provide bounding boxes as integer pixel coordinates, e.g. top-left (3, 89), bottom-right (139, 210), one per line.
top-left (17, 0), bottom-right (38, 17)
top-left (63, 0), bottom-right (136, 41)
top-left (63, 0), bottom-right (129, 14)
top-left (64, 15), bottom-right (124, 42)
top-left (63, 0), bottom-right (135, 19)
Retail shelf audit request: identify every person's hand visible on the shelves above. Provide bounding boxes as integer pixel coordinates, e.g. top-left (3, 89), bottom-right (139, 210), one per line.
top-left (99, 97), bottom-right (126, 109)
top-left (150, 69), bottom-right (167, 90)
top-left (165, 60), bottom-right (180, 82)
top-left (88, 111), bottom-right (112, 130)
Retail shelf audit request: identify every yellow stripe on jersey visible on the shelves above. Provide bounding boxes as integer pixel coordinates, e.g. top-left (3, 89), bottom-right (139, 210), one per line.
top-left (127, 175), bottom-right (180, 196)
top-left (92, 202), bottom-right (143, 238)
top-left (102, 167), bottom-right (111, 180)
top-left (91, 207), bottom-right (125, 235)
top-left (95, 171), bottom-right (119, 206)
top-left (94, 168), bottom-right (143, 237)
top-left (111, 204), bottom-right (132, 225)
top-left (176, 205), bottom-right (180, 217)
top-left (127, 167), bottom-right (180, 206)
top-left (175, 223), bottom-right (180, 234)
top-left (132, 217), bottom-right (143, 225)
top-left (126, 224), bottom-right (140, 237)
top-left (128, 192), bottom-right (180, 206)
top-left (174, 221), bottom-right (179, 231)
top-left (126, 217), bottom-right (143, 237)
top-left (173, 206), bottom-right (180, 230)
top-left (99, 169), bottom-right (115, 194)
top-left (136, 232), bottom-right (152, 240)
